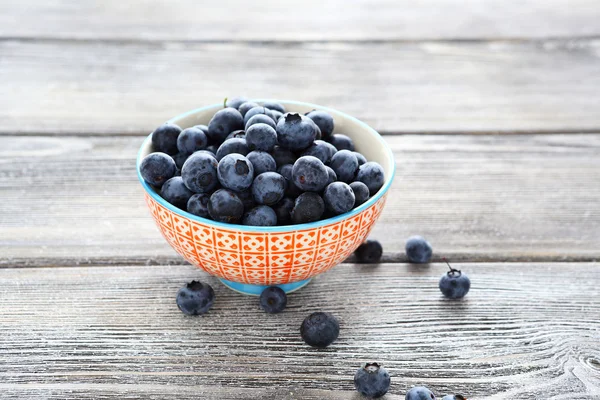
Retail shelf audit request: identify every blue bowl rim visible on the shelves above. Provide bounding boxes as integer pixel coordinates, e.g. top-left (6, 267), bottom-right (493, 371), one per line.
top-left (136, 99), bottom-right (396, 233)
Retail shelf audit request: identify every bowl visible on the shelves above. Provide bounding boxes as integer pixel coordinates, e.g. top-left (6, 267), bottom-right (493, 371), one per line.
top-left (137, 100), bottom-right (395, 295)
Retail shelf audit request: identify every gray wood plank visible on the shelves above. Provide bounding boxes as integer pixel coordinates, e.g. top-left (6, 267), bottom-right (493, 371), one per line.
top-left (2, 1), bottom-right (600, 41)
top-left (2, 39), bottom-right (600, 135)
top-left (1, 134), bottom-right (599, 265)
top-left (0, 263), bottom-right (598, 399)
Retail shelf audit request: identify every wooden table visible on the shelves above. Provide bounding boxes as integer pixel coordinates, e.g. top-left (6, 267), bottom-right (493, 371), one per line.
top-left (1, 2), bottom-right (599, 398)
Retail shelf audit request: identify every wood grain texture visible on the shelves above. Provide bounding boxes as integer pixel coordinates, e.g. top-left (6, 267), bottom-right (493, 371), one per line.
top-left (0, 263), bottom-right (598, 399)
top-left (2, 39), bottom-right (600, 135)
top-left (2, 0), bottom-right (600, 41)
top-left (1, 134), bottom-right (600, 265)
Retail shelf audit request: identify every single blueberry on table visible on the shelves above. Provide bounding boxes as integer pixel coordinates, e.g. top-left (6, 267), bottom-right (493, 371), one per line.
top-left (245, 113), bottom-right (277, 130)
top-left (271, 145), bottom-right (297, 168)
top-left (302, 140), bottom-right (334, 164)
top-left (292, 156), bottom-right (329, 192)
top-left (177, 126), bottom-right (208, 155)
top-left (259, 286), bottom-right (287, 313)
top-left (350, 181), bottom-right (370, 207)
top-left (225, 130), bottom-right (246, 141)
top-left (356, 161), bottom-right (385, 195)
top-left (325, 166), bottom-right (337, 186)
top-left (173, 152), bottom-right (188, 170)
top-left (306, 110), bottom-right (334, 139)
top-left (140, 152), bottom-right (177, 187)
top-left (405, 386), bottom-right (436, 400)
top-left (207, 107), bottom-right (244, 144)
top-left (300, 312), bottom-right (339, 348)
top-left (323, 182), bottom-right (355, 215)
top-left (245, 123), bottom-right (278, 152)
top-left (225, 96), bottom-right (248, 109)
top-left (208, 188), bottom-right (244, 223)
top-left (151, 123), bottom-right (182, 155)
top-left (176, 280), bottom-right (215, 315)
top-left (405, 235), bottom-right (433, 263)
top-left (328, 133), bottom-right (355, 151)
top-left (278, 164), bottom-right (303, 199)
top-left (160, 176), bottom-right (194, 210)
top-left (217, 153), bottom-right (254, 192)
top-left (262, 101), bottom-right (286, 114)
top-left (246, 151), bottom-right (276, 176)
top-left (181, 152), bottom-right (219, 193)
top-left (244, 106), bottom-right (275, 125)
top-left (251, 172), bottom-right (286, 206)
top-left (215, 138), bottom-right (250, 161)
top-left (273, 197), bottom-right (294, 225)
top-left (329, 149), bottom-right (359, 183)
top-left (354, 363), bottom-right (391, 398)
top-left (291, 192), bottom-right (325, 224)
top-left (238, 101), bottom-right (260, 117)
top-left (442, 396), bottom-right (465, 400)
top-left (276, 113), bottom-right (318, 152)
top-left (353, 151), bottom-right (367, 166)
top-left (355, 240), bottom-right (383, 263)
top-left (439, 259), bottom-right (471, 299)
top-left (243, 205), bottom-right (278, 226)
top-left (187, 193), bottom-right (211, 218)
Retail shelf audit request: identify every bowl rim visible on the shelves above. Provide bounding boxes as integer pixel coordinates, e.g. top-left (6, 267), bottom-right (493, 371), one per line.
top-left (136, 99), bottom-right (395, 233)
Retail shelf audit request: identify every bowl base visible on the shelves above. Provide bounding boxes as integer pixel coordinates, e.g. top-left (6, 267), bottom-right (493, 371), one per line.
top-left (219, 278), bottom-right (312, 296)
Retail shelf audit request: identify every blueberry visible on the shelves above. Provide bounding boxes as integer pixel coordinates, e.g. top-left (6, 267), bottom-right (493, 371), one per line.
top-left (330, 150), bottom-right (359, 183)
top-left (161, 176), bottom-right (194, 210)
top-left (193, 124), bottom-right (209, 134)
top-left (301, 140), bottom-right (334, 164)
top-left (350, 181), bottom-right (370, 207)
top-left (291, 192), bottom-right (324, 224)
top-left (323, 182), bottom-right (355, 215)
top-left (173, 152), bottom-right (189, 169)
top-left (236, 189), bottom-right (256, 211)
top-left (247, 151), bottom-right (276, 175)
top-left (262, 101), bottom-right (286, 113)
top-left (308, 118), bottom-right (322, 140)
top-left (439, 261), bottom-right (471, 299)
top-left (196, 149), bottom-right (218, 158)
top-left (238, 101), bottom-right (260, 117)
top-left (405, 386), bottom-right (436, 400)
top-left (151, 123), bottom-right (182, 155)
top-left (354, 363), bottom-right (391, 398)
top-left (271, 145), bottom-right (297, 168)
top-left (292, 156), bottom-right (329, 192)
top-left (306, 110), bottom-right (334, 140)
top-left (325, 166), bottom-right (337, 186)
top-left (353, 151), bottom-right (367, 166)
top-left (207, 107), bottom-right (244, 143)
top-left (215, 138), bottom-right (250, 161)
top-left (442, 396), bottom-right (465, 400)
top-left (217, 154), bottom-right (254, 191)
top-left (245, 114), bottom-right (276, 130)
top-left (246, 123), bottom-right (278, 152)
top-left (356, 162), bottom-right (385, 195)
top-left (208, 188), bottom-right (244, 223)
top-left (405, 236), bottom-right (433, 263)
top-left (177, 126), bottom-right (208, 155)
top-left (259, 286), bottom-right (287, 313)
top-left (187, 193), bottom-right (211, 218)
top-left (181, 152), bottom-right (219, 193)
top-left (205, 144), bottom-right (219, 155)
top-left (140, 152), bottom-right (177, 187)
top-left (329, 133), bottom-right (355, 151)
top-left (274, 197), bottom-right (294, 224)
top-left (252, 172), bottom-right (286, 205)
top-left (278, 164), bottom-right (303, 198)
top-left (225, 130), bottom-right (246, 141)
top-left (270, 110), bottom-right (283, 122)
top-left (300, 312), bottom-right (339, 348)
top-left (226, 96), bottom-right (248, 109)
top-left (176, 280), bottom-right (215, 315)
top-left (355, 240), bottom-right (383, 263)
top-left (276, 113), bottom-right (318, 152)
top-left (244, 106), bottom-right (274, 125)
top-left (243, 205), bottom-right (278, 226)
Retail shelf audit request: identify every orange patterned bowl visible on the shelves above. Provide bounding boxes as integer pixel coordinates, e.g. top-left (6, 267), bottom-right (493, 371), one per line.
top-left (137, 100), bottom-right (395, 295)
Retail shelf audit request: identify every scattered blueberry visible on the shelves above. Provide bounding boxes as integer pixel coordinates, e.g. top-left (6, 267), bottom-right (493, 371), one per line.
top-left (181, 152), bottom-right (219, 193)
top-left (276, 113), bottom-right (318, 152)
top-left (273, 197), bottom-right (294, 224)
top-left (271, 146), bottom-right (297, 168)
top-left (353, 151), bottom-right (367, 166)
top-left (140, 152), bottom-right (177, 187)
top-left (329, 133), bottom-right (355, 151)
top-left (306, 110), bottom-right (334, 139)
top-left (176, 280), bottom-right (215, 315)
top-left (300, 312), bottom-right (339, 348)
top-left (226, 96), bottom-right (248, 109)
top-left (246, 151), bottom-right (276, 175)
top-left (442, 396), bottom-right (465, 400)
top-left (325, 166), bottom-right (337, 186)
top-left (151, 123), bottom-right (182, 155)
top-left (323, 182), bottom-right (355, 215)
top-left (350, 181), bottom-right (370, 207)
top-left (207, 107), bottom-right (244, 143)
top-left (292, 156), bottom-right (329, 192)
top-left (160, 176), bottom-right (194, 210)
top-left (177, 126), bottom-right (208, 155)
top-left (356, 161), bottom-right (385, 195)
top-left (278, 164), bottom-right (303, 198)
top-left (291, 192), bottom-right (325, 224)
top-left (405, 236), bottom-right (433, 263)
top-left (405, 386), bottom-right (436, 400)
top-left (243, 205), bottom-right (278, 226)
top-left (439, 259), bottom-right (471, 299)
top-left (355, 240), bottom-right (383, 263)
top-left (252, 172), bottom-right (286, 205)
top-left (354, 363), bottom-right (391, 398)
top-left (245, 113), bottom-right (277, 130)
top-left (217, 154), bottom-right (254, 192)
top-left (238, 101), bottom-right (260, 117)
top-left (302, 140), bottom-right (334, 164)
top-left (330, 149), bottom-right (359, 183)
top-left (262, 101), bottom-right (286, 114)
top-left (215, 138), bottom-right (250, 161)
top-left (208, 188), bottom-right (244, 223)
top-left (244, 106), bottom-right (274, 125)
top-left (259, 286), bottom-right (287, 313)
top-left (225, 130), bottom-right (246, 141)
top-left (173, 152), bottom-right (188, 169)
top-left (246, 123), bottom-right (278, 152)
top-left (187, 193), bottom-right (211, 218)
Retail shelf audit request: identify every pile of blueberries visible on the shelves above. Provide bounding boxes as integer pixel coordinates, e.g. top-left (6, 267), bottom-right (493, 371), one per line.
top-left (139, 97), bottom-right (385, 226)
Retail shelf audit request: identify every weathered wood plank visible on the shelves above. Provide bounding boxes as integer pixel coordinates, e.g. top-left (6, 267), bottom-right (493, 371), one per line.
top-left (1, 134), bottom-right (599, 264)
top-left (2, 39), bottom-right (600, 135)
top-left (2, 0), bottom-right (600, 41)
top-left (0, 263), bottom-right (598, 399)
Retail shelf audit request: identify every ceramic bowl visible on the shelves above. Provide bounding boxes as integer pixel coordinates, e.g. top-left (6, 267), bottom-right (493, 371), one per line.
top-left (137, 100), bottom-right (395, 295)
